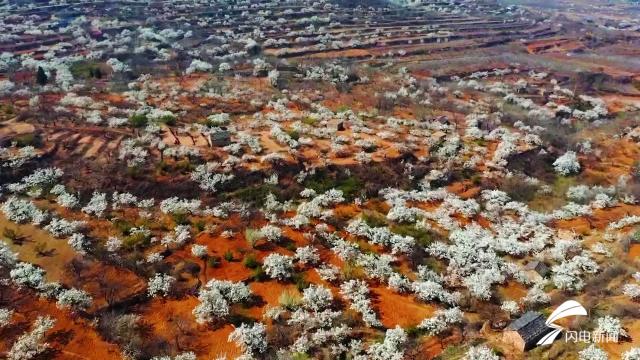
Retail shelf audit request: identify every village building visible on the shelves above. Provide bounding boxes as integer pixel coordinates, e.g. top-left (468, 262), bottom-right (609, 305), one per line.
top-left (503, 311), bottom-right (554, 351)
top-left (524, 260), bottom-right (550, 283)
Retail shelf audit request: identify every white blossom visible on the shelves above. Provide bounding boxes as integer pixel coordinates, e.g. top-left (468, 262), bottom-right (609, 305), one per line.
top-left (464, 345), bottom-right (499, 360)
top-left (623, 348), bottom-right (640, 360)
top-left (81, 192), bottom-right (108, 217)
top-left (193, 279), bottom-right (252, 324)
top-left (263, 253), bottom-right (294, 280)
top-left (302, 285), bottom-right (333, 311)
top-left (579, 344), bottom-right (608, 360)
top-left (228, 322), bottom-right (267, 355)
top-left (623, 284), bottom-right (640, 300)
top-left (553, 151), bottom-right (580, 176)
top-left (594, 316), bottom-right (627, 340)
top-left (56, 288), bottom-right (92, 311)
top-left (340, 280), bottom-right (380, 327)
top-left (7, 316), bottom-right (55, 360)
top-left (191, 244), bottom-right (209, 258)
top-left (417, 307), bottom-right (464, 336)
top-left (0, 308), bottom-right (14, 328)
top-left (148, 273), bottom-right (176, 297)
top-left (366, 326), bottom-right (407, 360)
top-left (0, 241), bottom-right (18, 268)
top-left (295, 246), bottom-right (320, 265)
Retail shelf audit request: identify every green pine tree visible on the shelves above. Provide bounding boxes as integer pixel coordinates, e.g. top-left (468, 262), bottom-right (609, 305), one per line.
top-left (36, 66), bottom-right (48, 86)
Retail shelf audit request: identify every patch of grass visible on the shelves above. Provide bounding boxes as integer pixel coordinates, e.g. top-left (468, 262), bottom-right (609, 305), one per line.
top-left (194, 220), bottom-right (205, 232)
top-left (301, 117), bottom-right (317, 126)
top-left (113, 219), bottom-right (134, 235)
top-left (287, 129), bottom-right (300, 141)
top-left (292, 273), bottom-right (310, 291)
top-left (470, 169), bottom-right (484, 182)
top-left (244, 228), bottom-right (262, 248)
top-left (207, 256), bottom-right (221, 268)
top-left (223, 250), bottom-right (234, 262)
top-left (157, 114), bottom-right (176, 126)
top-left (361, 210), bottom-right (387, 228)
top-left (173, 159), bottom-right (194, 173)
top-left (171, 212), bottom-right (190, 226)
top-left (14, 133), bottom-right (41, 147)
top-left (336, 176), bottom-right (362, 199)
top-left (251, 266), bottom-right (267, 282)
top-left (69, 60), bottom-right (103, 79)
top-left (291, 353), bottom-right (311, 360)
top-left (473, 139), bottom-right (488, 147)
top-left (129, 113), bottom-right (149, 128)
top-left (123, 231), bottom-right (151, 250)
top-left (3, 227), bottom-right (19, 242)
top-left (342, 261), bottom-right (365, 280)
top-left (278, 289), bottom-right (301, 310)
top-left (231, 184), bottom-right (278, 206)
top-left (390, 223), bottom-right (435, 247)
top-left (243, 253), bottom-right (260, 269)
top-left (502, 176), bottom-right (539, 203)
top-left (336, 105), bottom-right (350, 113)
top-left (0, 104), bottom-right (15, 117)
top-left (529, 176), bottom-right (576, 212)
top-left (435, 345), bottom-right (468, 359)
top-left (304, 171), bottom-right (363, 200)
top-left (283, 239), bottom-right (297, 252)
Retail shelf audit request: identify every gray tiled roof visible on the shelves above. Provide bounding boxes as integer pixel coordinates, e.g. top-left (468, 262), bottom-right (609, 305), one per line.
top-left (507, 311), bottom-right (553, 345)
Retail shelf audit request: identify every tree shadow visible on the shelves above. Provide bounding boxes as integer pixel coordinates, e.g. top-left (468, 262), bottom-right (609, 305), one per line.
top-left (36, 248), bottom-right (57, 257)
top-left (47, 329), bottom-right (74, 346)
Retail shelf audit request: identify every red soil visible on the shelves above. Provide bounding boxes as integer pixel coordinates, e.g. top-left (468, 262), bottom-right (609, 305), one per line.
top-left (369, 284), bottom-right (435, 328)
top-left (139, 297), bottom-right (242, 359)
top-left (0, 287), bottom-right (121, 360)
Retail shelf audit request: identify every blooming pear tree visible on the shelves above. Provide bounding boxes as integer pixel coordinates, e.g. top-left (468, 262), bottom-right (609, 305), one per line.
top-left (228, 322), bottom-right (268, 356)
top-left (263, 253), bottom-right (294, 280)
top-left (340, 280), bottom-right (381, 327)
top-left (193, 279), bottom-right (252, 324)
top-left (553, 151), bottom-right (580, 176)
top-left (148, 273), bottom-right (176, 298)
top-left (56, 288), bottom-right (93, 312)
top-left (7, 316), bottom-right (56, 360)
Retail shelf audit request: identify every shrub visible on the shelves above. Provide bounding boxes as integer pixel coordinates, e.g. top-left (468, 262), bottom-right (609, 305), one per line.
top-left (224, 250), bottom-right (234, 262)
top-left (361, 211), bottom-right (387, 228)
top-left (342, 261), bottom-right (365, 280)
top-left (293, 273), bottom-right (310, 291)
top-left (243, 254), bottom-right (260, 269)
top-left (3, 228), bottom-right (18, 242)
top-left (232, 184), bottom-right (277, 206)
top-left (553, 151), bottom-right (581, 176)
top-left (123, 232), bottom-right (150, 250)
top-left (278, 289), bottom-right (301, 310)
top-left (244, 228), bottom-right (262, 248)
top-left (14, 133), bottom-right (41, 147)
top-left (391, 223), bottom-right (435, 247)
top-left (157, 114), bottom-right (176, 125)
top-left (251, 266), bottom-right (267, 282)
top-left (208, 256), bottom-right (221, 268)
top-left (129, 113), bottom-right (148, 128)
top-left (34, 242), bottom-right (49, 257)
top-left (501, 176), bottom-right (539, 203)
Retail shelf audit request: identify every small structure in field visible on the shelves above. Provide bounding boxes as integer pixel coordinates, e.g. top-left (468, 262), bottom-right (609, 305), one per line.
top-left (503, 311), bottom-right (553, 351)
top-left (208, 128), bottom-right (231, 147)
top-left (524, 260), bottom-right (550, 283)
